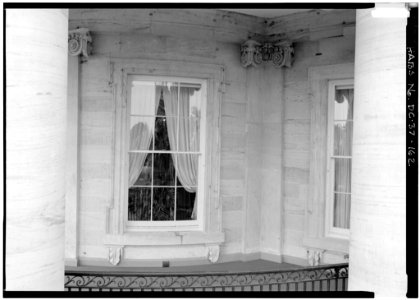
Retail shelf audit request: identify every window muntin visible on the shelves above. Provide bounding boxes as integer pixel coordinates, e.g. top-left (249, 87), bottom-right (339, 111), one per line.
top-left (125, 76), bottom-right (206, 230)
top-left (326, 79), bottom-right (354, 239)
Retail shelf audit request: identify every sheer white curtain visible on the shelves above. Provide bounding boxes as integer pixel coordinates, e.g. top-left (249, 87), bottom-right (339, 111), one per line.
top-left (128, 85), bottom-right (160, 187)
top-left (163, 85), bottom-right (200, 219)
top-left (333, 89), bottom-right (353, 229)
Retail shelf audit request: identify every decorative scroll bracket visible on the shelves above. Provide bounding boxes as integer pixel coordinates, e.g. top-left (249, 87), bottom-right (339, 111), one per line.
top-left (207, 244), bottom-right (220, 263)
top-left (108, 246), bottom-right (124, 266)
top-left (240, 39), bottom-right (294, 68)
top-left (68, 28), bottom-right (92, 58)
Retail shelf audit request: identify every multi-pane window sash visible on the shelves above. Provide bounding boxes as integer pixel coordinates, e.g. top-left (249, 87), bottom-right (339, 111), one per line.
top-left (325, 79), bottom-right (354, 239)
top-left (125, 76), bottom-right (207, 230)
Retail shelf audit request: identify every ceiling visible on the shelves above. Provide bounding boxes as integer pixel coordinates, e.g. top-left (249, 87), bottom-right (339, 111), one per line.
top-left (220, 9), bottom-right (314, 18)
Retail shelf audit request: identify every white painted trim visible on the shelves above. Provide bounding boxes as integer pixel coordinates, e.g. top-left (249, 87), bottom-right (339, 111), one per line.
top-left (219, 252), bottom-right (261, 263)
top-left (260, 252), bottom-right (282, 264)
top-left (305, 63), bottom-right (354, 254)
top-left (74, 253), bottom-right (263, 269)
top-left (123, 75), bottom-right (206, 230)
top-left (72, 256), bottom-right (223, 269)
top-left (103, 231), bottom-right (224, 246)
top-left (302, 236), bottom-right (349, 253)
top-left (68, 253), bottom-right (321, 269)
top-left (107, 59), bottom-right (225, 264)
top-left (281, 255), bottom-right (309, 267)
top-left (65, 258), bottom-right (79, 267)
top-left (325, 79), bottom-right (353, 240)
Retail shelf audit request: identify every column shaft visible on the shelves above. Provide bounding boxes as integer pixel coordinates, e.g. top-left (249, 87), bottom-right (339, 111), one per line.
top-left (349, 8), bottom-right (406, 296)
top-left (6, 9), bottom-right (69, 290)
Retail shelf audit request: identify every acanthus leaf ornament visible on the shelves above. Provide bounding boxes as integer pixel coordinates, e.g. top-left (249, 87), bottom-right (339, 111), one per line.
top-left (273, 41), bottom-right (294, 68)
top-left (240, 39), bottom-right (262, 67)
top-left (68, 28), bottom-right (92, 58)
top-left (240, 39), bottom-right (294, 68)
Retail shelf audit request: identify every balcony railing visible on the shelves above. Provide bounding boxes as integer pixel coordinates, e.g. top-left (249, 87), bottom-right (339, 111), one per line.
top-left (65, 263), bottom-right (348, 292)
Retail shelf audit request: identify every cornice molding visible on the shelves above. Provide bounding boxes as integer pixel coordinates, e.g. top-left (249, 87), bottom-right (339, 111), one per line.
top-left (68, 28), bottom-right (92, 58)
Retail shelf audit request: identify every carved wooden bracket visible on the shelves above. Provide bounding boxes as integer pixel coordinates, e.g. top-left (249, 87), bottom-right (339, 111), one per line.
top-left (207, 244), bottom-right (220, 263)
top-left (108, 246), bottom-right (124, 266)
top-left (307, 248), bottom-right (325, 266)
top-left (240, 39), bottom-right (294, 68)
top-left (68, 28), bottom-right (92, 58)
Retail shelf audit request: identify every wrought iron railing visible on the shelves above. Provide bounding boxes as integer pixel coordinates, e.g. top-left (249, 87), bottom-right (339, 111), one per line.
top-left (65, 263), bottom-right (348, 292)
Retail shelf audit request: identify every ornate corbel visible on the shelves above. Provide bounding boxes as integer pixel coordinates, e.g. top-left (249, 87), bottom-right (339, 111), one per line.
top-left (240, 39), bottom-right (294, 68)
top-left (307, 248), bottom-right (325, 266)
top-left (68, 28), bottom-right (92, 58)
top-left (108, 246), bottom-right (124, 266)
top-left (240, 39), bottom-right (262, 67)
top-left (207, 244), bottom-right (220, 263)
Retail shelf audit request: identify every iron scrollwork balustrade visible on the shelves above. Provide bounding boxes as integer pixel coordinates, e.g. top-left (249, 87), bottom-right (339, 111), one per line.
top-left (65, 263), bottom-right (348, 292)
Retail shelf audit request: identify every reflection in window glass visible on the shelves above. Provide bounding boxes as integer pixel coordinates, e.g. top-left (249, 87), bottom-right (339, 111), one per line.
top-left (153, 188), bottom-right (175, 221)
top-left (128, 188), bottom-right (151, 221)
top-left (153, 153), bottom-right (175, 186)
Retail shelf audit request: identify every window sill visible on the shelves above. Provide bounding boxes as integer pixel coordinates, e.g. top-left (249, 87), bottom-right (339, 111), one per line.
top-left (303, 236), bottom-right (349, 254)
top-left (104, 231), bottom-right (225, 247)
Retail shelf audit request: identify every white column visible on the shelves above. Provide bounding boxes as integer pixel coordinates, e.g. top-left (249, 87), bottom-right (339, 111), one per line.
top-left (349, 7), bottom-right (406, 296)
top-left (6, 9), bottom-right (69, 290)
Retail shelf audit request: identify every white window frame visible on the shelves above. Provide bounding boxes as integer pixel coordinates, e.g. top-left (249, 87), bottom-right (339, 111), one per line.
top-left (104, 59), bottom-right (225, 252)
top-left (325, 79), bottom-right (354, 240)
top-left (304, 63), bottom-right (354, 254)
top-left (124, 75), bottom-right (207, 232)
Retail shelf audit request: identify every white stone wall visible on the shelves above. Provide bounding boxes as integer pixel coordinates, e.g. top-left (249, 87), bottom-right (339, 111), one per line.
top-left (69, 8), bottom-right (358, 266)
top-left (75, 33), bottom-right (251, 262)
top-left (282, 35), bottom-right (355, 263)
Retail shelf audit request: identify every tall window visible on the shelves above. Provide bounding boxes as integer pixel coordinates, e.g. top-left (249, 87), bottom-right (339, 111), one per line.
top-left (126, 76), bottom-right (206, 229)
top-left (325, 79), bottom-right (354, 239)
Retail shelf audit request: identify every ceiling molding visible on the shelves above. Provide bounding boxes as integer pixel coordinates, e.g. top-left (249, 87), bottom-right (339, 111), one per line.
top-left (219, 9), bottom-right (314, 19)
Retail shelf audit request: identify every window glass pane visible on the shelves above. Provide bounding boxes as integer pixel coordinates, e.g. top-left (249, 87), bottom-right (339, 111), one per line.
top-left (128, 188), bottom-right (151, 221)
top-left (129, 153), bottom-right (152, 186)
top-left (127, 78), bottom-right (205, 224)
top-left (129, 116), bottom-right (154, 150)
top-left (179, 85), bottom-right (202, 118)
top-left (130, 82), bottom-right (158, 116)
top-left (333, 193), bottom-right (351, 229)
top-left (334, 88), bottom-right (354, 121)
top-left (176, 184), bottom-right (197, 221)
top-left (334, 158), bottom-right (352, 193)
top-left (153, 153), bottom-right (175, 186)
top-left (153, 188), bottom-right (175, 221)
top-left (333, 121), bottom-right (353, 156)
top-left (175, 154), bottom-right (199, 190)
top-left (154, 116), bottom-right (174, 151)
top-left (159, 83), bottom-right (178, 117)
top-left (178, 117), bottom-right (200, 152)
